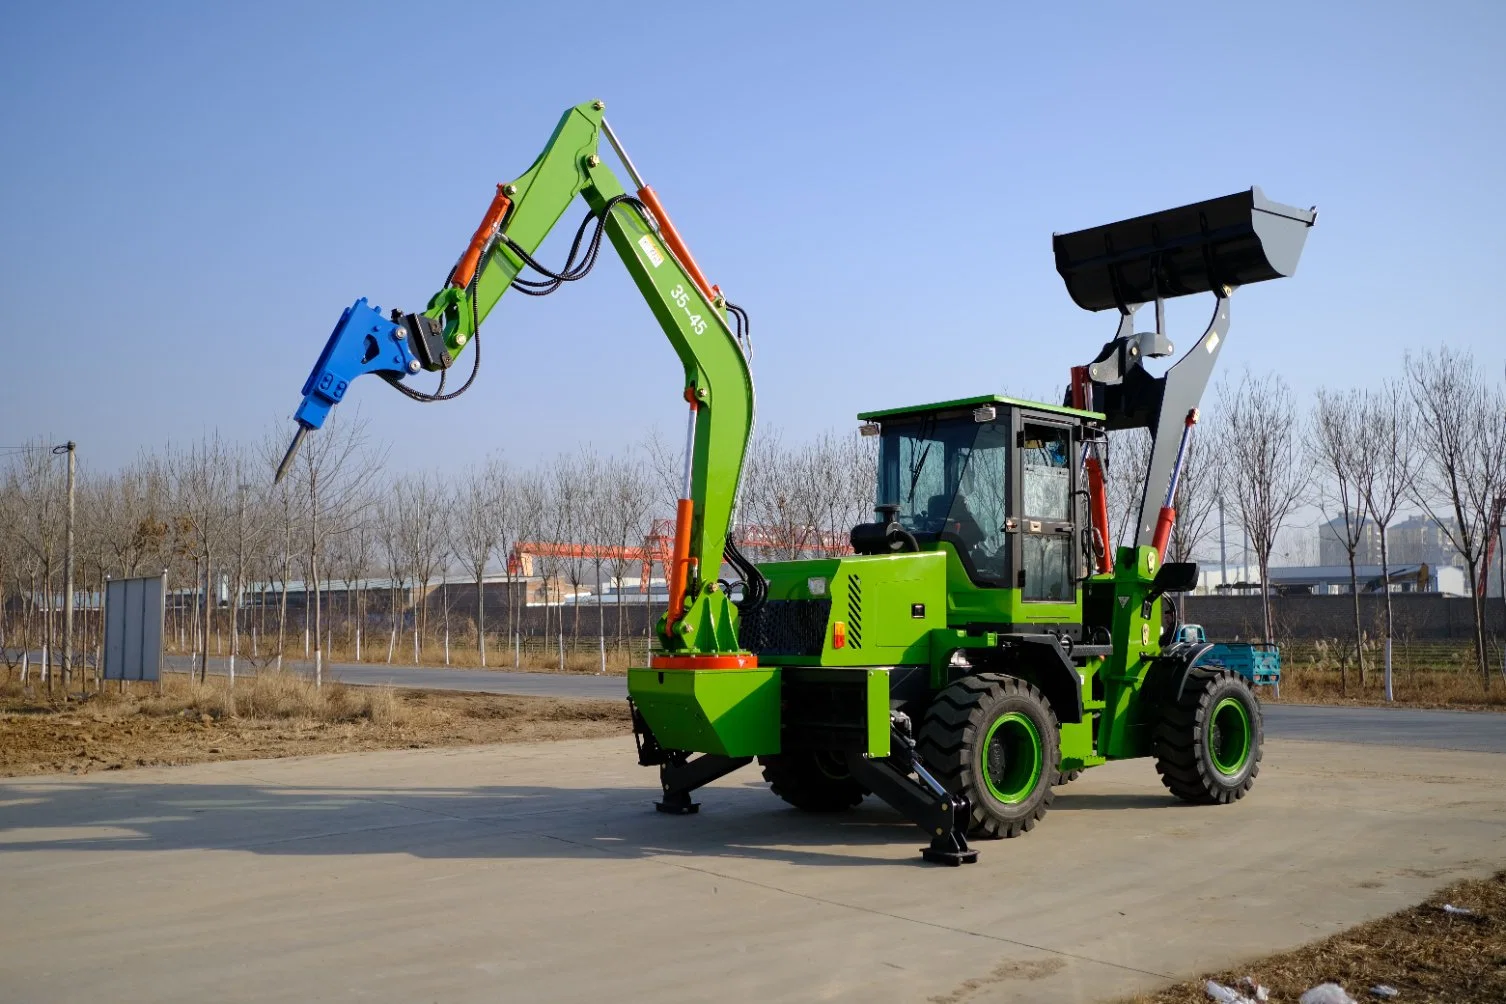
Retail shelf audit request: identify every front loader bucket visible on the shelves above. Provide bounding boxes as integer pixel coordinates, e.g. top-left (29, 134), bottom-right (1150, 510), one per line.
top-left (1053, 187), bottom-right (1316, 312)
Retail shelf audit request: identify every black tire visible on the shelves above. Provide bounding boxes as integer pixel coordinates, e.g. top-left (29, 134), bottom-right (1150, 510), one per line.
top-left (917, 673), bottom-right (1059, 838)
top-left (1055, 769), bottom-right (1083, 786)
top-left (1153, 667), bottom-right (1263, 804)
top-left (758, 752), bottom-right (866, 812)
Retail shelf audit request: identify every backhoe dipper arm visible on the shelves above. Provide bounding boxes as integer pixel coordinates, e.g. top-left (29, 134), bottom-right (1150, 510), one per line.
top-left (277, 101), bottom-right (755, 655)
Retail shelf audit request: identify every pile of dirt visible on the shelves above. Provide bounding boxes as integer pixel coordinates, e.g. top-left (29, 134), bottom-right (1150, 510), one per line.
top-left (1126, 870), bottom-right (1506, 1003)
top-left (0, 681), bottom-right (632, 777)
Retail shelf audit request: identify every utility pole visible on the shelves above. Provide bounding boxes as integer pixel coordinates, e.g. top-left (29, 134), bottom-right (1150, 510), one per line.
top-left (56, 441), bottom-right (77, 694)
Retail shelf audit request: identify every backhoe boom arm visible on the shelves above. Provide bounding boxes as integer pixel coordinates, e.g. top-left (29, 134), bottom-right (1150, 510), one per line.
top-left (278, 101), bottom-right (755, 655)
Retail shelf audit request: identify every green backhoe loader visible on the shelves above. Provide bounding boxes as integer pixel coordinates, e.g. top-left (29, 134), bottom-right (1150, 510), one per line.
top-left (279, 100), bottom-right (1315, 864)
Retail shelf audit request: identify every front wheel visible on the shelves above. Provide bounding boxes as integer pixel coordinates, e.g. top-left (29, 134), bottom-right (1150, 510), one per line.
top-left (759, 752), bottom-right (866, 811)
top-left (917, 674), bottom-right (1059, 838)
top-left (1153, 668), bottom-right (1263, 804)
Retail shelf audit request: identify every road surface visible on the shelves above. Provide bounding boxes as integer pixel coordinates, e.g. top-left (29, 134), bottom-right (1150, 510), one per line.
top-left (14, 649), bottom-right (1505, 749)
top-left (308, 661), bottom-right (1506, 753)
top-left (2, 735), bottom-right (1503, 1002)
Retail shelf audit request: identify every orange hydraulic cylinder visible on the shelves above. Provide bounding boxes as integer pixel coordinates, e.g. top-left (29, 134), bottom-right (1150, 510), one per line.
top-left (1070, 365), bottom-right (1113, 573)
top-left (1151, 506), bottom-right (1176, 559)
top-left (664, 496), bottom-right (695, 635)
top-left (636, 185), bottom-right (715, 300)
top-left (452, 185), bottom-right (513, 290)
top-left (1086, 454), bottom-right (1113, 573)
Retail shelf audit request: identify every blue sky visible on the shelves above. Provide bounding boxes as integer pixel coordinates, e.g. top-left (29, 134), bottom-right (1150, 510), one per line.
top-left (2, 1), bottom-right (1502, 476)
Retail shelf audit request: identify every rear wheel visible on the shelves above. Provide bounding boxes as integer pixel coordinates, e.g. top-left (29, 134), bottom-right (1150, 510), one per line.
top-left (917, 674), bottom-right (1059, 838)
top-left (759, 751), bottom-right (866, 811)
top-left (1153, 668), bottom-right (1262, 804)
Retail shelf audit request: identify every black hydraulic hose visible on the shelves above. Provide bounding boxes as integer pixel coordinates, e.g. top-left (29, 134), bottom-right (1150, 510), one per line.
top-left (724, 536), bottom-right (767, 612)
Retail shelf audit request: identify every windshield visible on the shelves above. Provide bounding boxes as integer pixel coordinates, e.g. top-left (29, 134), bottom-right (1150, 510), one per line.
top-left (878, 415), bottom-right (1010, 583)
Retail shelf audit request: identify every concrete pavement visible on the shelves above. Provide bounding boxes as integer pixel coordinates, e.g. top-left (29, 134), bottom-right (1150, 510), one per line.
top-left (2, 736), bottom-right (1503, 1003)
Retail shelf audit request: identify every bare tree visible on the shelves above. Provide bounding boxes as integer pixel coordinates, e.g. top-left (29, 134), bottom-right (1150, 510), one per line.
top-left (167, 435), bottom-right (236, 682)
top-left (450, 458), bottom-right (507, 666)
top-left (605, 456), bottom-right (652, 643)
top-left (1310, 387), bottom-right (1370, 693)
top-left (297, 413), bottom-right (380, 687)
top-left (1356, 379), bottom-right (1418, 701)
top-left (1105, 428), bottom-right (1153, 551)
top-left (1406, 347), bottom-right (1506, 688)
top-left (1167, 414), bottom-right (1227, 567)
top-left (1220, 371), bottom-right (1311, 644)
top-left (394, 472), bottom-right (447, 664)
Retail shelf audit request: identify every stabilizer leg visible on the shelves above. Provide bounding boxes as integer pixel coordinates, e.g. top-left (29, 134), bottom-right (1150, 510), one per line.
top-left (655, 752), bottom-right (753, 815)
top-left (845, 728), bottom-right (978, 866)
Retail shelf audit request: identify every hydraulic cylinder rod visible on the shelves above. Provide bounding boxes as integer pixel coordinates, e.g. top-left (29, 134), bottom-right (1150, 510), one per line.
top-left (666, 392), bottom-right (698, 633)
top-left (602, 118), bottom-right (717, 300)
top-left (1151, 409), bottom-right (1198, 559)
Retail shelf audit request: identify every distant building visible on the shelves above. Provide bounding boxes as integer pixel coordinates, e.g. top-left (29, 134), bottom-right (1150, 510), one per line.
top-left (1389, 515), bottom-right (1463, 567)
top-left (1265, 564), bottom-right (1467, 597)
top-left (1318, 516), bottom-right (1382, 565)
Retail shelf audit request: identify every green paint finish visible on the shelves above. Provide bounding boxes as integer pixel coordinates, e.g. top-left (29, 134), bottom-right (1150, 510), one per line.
top-left (937, 542), bottom-right (1079, 629)
top-left (754, 552), bottom-right (946, 667)
top-left (858, 394), bottom-right (1105, 423)
top-left (866, 668), bottom-right (891, 758)
top-left (981, 712), bottom-right (1044, 804)
top-left (1209, 696), bottom-right (1253, 775)
top-left (415, 101), bottom-right (755, 658)
top-left (628, 667), bottom-right (780, 757)
top-left (1057, 716), bottom-right (1101, 773)
top-left (1098, 545), bottom-right (1164, 761)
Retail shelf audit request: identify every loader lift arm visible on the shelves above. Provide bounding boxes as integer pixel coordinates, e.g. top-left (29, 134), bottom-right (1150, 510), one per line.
top-left (1057, 187), bottom-right (1317, 558)
top-left (276, 100), bottom-right (756, 657)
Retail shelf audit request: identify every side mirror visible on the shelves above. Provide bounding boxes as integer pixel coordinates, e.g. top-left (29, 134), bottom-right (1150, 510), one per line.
top-left (1152, 562), bottom-right (1199, 595)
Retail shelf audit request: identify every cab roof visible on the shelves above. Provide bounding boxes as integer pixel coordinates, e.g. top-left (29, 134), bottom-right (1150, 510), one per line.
top-left (857, 394), bottom-right (1105, 423)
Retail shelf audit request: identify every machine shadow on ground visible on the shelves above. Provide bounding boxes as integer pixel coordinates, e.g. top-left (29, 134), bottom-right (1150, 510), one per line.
top-left (0, 773), bottom-right (1186, 869)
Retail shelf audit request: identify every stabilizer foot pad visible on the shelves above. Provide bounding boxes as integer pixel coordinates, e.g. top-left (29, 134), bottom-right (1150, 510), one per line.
top-left (655, 800), bottom-right (700, 815)
top-left (921, 846), bottom-right (979, 866)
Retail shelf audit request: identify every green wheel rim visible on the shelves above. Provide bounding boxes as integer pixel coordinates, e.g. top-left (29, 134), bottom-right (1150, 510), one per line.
top-left (980, 711), bottom-right (1043, 804)
top-left (1209, 696), bottom-right (1253, 776)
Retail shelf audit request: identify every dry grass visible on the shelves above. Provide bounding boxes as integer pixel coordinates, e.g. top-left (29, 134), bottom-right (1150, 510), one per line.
top-left (0, 675), bottom-right (631, 776)
top-left (1267, 664), bottom-right (1506, 710)
top-left (160, 635), bottom-right (643, 675)
top-left (82, 670), bottom-right (413, 724)
top-left (1123, 870), bottom-right (1506, 1003)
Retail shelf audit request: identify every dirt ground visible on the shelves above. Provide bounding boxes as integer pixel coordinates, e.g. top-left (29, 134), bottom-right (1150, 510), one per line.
top-left (1125, 871), bottom-right (1506, 1004)
top-left (0, 679), bottom-right (631, 777)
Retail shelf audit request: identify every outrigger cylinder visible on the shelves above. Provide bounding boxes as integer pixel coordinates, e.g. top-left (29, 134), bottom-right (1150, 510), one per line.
top-left (1053, 186), bottom-right (1316, 312)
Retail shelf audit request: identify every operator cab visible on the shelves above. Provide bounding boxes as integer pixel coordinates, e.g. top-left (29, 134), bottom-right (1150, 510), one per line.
top-left (855, 395), bottom-right (1106, 600)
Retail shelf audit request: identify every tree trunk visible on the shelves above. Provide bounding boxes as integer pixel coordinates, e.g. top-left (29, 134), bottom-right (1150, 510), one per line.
top-left (1347, 549), bottom-right (1364, 690)
top-left (1472, 586), bottom-right (1489, 691)
top-left (310, 467), bottom-right (322, 689)
top-left (477, 569), bottom-right (486, 668)
top-left (276, 526), bottom-right (292, 672)
top-left (1258, 555), bottom-right (1274, 646)
top-left (201, 550), bottom-right (213, 683)
top-left (1379, 533), bottom-right (1395, 702)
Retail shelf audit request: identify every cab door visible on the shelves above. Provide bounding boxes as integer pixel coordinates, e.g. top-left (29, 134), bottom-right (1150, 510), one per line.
top-left (1013, 417), bottom-right (1077, 604)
